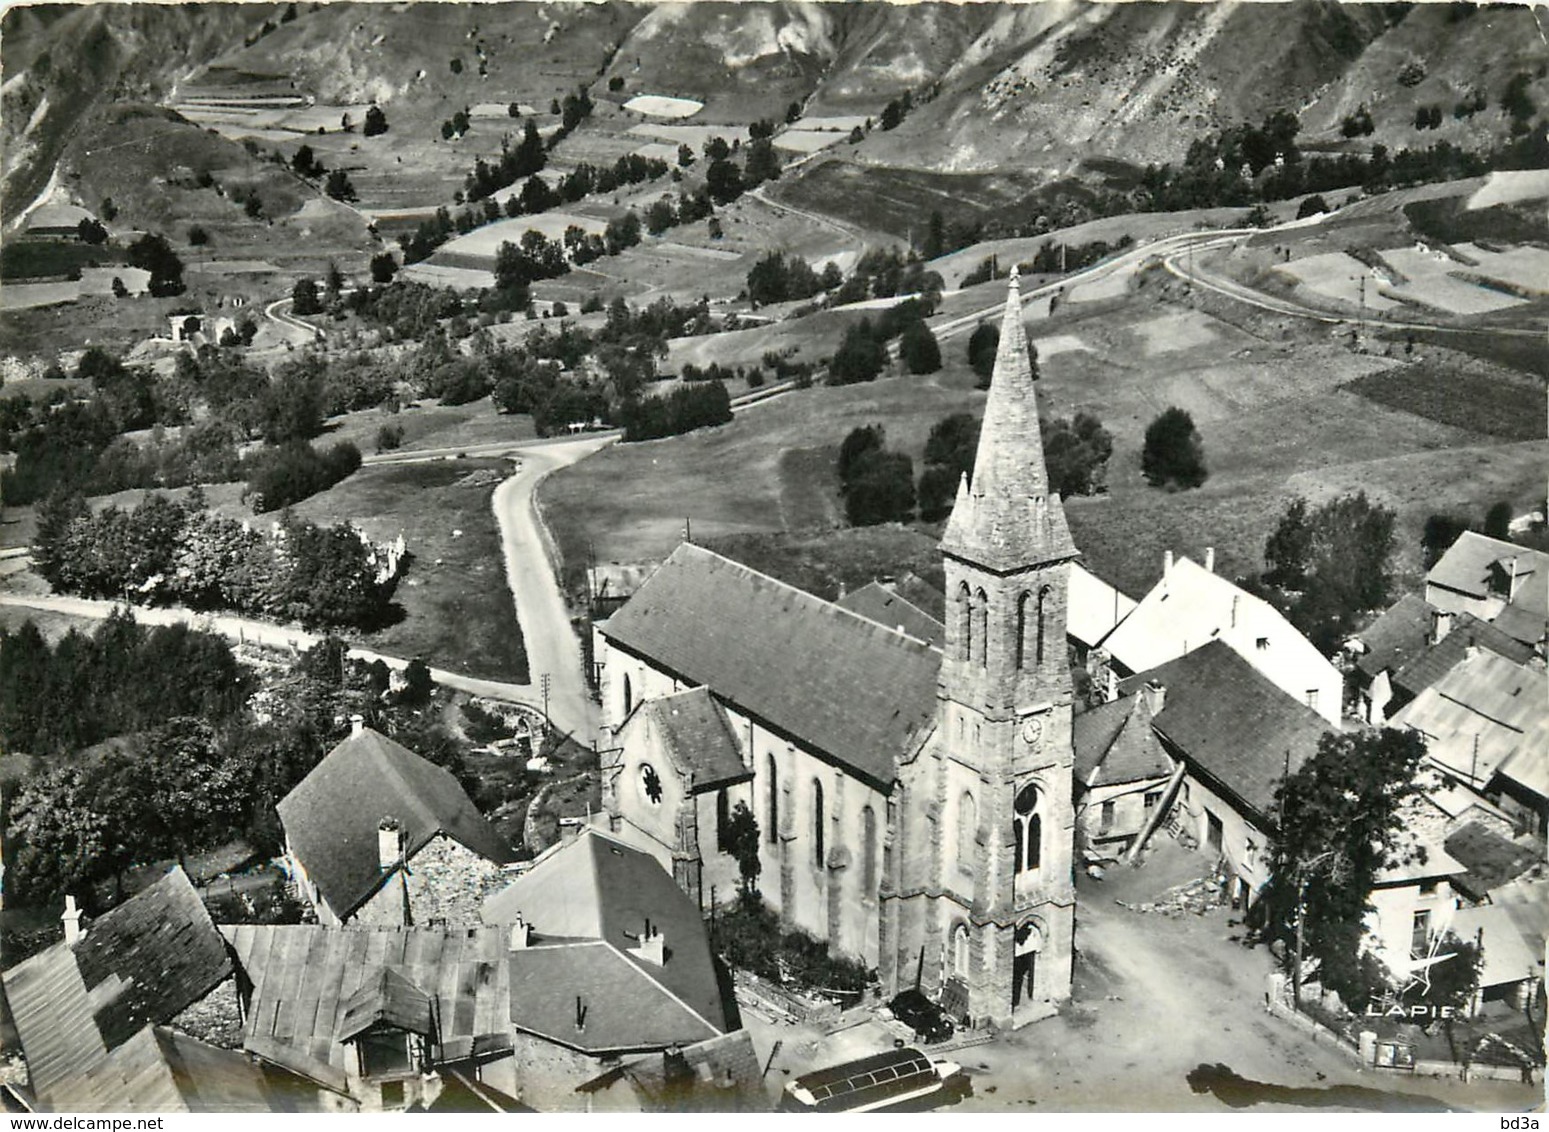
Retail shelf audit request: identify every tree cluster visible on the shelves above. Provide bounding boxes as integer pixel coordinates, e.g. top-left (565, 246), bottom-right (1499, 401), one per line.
top-left (746, 250), bottom-right (840, 305)
top-left (839, 424), bottom-right (915, 526)
top-left (126, 233), bottom-right (184, 296)
top-left (1256, 492), bottom-right (1396, 654)
top-left (34, 491), bottom-right (398, 630)
top-left (617, 380), bottom-right (732, 442)
top-left (243, 439), bottom-right (362, 513)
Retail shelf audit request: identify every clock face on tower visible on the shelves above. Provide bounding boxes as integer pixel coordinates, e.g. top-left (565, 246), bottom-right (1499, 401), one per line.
top-left (1020, 715), bottom-right (1044, 749)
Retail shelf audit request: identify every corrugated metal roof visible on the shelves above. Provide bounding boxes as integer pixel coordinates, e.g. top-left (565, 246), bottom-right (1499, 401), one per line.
top-left (336, 967), bottom-right (435, 1042)
top-left (600, 544), bottom-right (939, 791)
top-left (224, 923), bottom-right (513, 1086)
top-left (1391, 650), bottom-right (1547, 787)
top-left (277, 727), bottom-right (516, 918)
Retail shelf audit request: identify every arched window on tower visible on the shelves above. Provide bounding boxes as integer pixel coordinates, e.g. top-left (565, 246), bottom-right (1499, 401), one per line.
top-left (956, 582), bottom-right (972, 662)
top-left (622, 673), bottom-right (633, 718)
top-left (1015, 591), bottom-right (1032, 669)
top-left (957, 791), bottom-right (976, 871)
top-left (812, 779), bottom-right (825, 867)
top-left (950, 922), bottom-right (970, 978)
top-left (766, 754), bottom-right (779, 844)
top-left (1036, 585), bottom-right (1052, 666)
top-left (1014, 782), bottom-right (1042, 872)
top-left (973, 588), bottom-right (989, 667)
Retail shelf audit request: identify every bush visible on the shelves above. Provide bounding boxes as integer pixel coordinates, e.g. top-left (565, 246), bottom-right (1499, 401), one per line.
top-left (618, 382), bottom-right (732, 442)
top-left (844, 449), bottom-right (915, 526)
top-left (711, 896), bottom-right (870, 995)
top-left (1141, 407), bottom-right (1207, 489)
top-left (243, 440), bottom-right (362, 513)
top-left (967, 322), bottom-right (999, 387)
top-left (187, 225), bottom-right (209, 246)
top-left (1296, 194), bottom-right (1330, 219)
top-left (375, 423), bottom-right (404, 452)
top-left (898, 318), bottom-right (941, 374)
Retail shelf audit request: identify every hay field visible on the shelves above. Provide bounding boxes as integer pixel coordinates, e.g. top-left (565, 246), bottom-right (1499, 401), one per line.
top-left (1379, 247), bottom-right (1527, 315)
top-left (1276, 253), bottom-right (1401, 311)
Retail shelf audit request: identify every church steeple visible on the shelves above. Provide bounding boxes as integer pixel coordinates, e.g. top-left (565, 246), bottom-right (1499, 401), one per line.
top-left (941, 269), bottom-right (1077, 574)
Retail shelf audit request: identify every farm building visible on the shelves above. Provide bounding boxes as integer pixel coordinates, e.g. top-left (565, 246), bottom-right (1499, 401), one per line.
top-left (1425, 531), bottom-right (1548, 657)
top-left (22, 202), bottom-right (95, 239)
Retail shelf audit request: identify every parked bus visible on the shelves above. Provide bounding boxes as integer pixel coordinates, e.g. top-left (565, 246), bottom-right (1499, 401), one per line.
top-left (779, 1047), bottom-right (965, 1113)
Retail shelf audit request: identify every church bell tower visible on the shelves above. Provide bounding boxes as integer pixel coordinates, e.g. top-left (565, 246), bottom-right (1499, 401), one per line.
top-left (881, 269), bottom-right (1079, 1029)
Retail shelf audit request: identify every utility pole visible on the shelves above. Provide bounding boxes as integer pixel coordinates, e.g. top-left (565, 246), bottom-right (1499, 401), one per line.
top-left (540, 673), bottom-right (552, 730)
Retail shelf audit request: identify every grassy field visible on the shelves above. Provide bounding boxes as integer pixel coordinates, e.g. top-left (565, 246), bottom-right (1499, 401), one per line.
top-left (0, 241), bottom-right (128, 282)
top-left (291, 458), bottom-right (528, 684)
top-left (542, 271), bottom-right (1541, 606)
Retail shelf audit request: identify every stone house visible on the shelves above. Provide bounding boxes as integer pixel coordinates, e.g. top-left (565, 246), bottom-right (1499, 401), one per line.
top-left (1072, 690), bottom-right (1175, 857)
top-left (1424, 531), bottom-right (1548, 656)
top-left (277, 719), bottom-right (517, 926)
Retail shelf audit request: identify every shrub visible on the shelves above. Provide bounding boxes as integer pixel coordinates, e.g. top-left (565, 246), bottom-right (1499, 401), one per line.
top-left (1141, 407), bottom-right (1207, 489)
top-left (243, 440), bottom-right (362, 513)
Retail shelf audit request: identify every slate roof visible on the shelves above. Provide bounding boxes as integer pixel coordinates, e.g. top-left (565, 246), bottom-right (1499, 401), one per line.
top-left (1444, 820), bottom-right (1545, 901)
top-left (481, 829), bottom-right (728, 1051)
top-left (1354, 594), bottom-right (1437, 679)
top-left (639, 687), bottom-right (751, 793)
top-left (1391, 613), bottom-right (1533, 699)
top-left (599, 544), bottom-right (940, 790)
top-left (1122, 641), bottom-right (1332, 824)
top-left (836, 581), bottom-right (946, 648)
top-left (1391, 649), bottom-right (1548, 788)
top-left (1073, 694), bottom-right (1173, 789)
top-left (223, 923), bottom-right (514, 1089)
top-left (277, 727), bottom-right (516, 917)
top-left (1, 868), bottom-right (235, 1111)
top-left (1426, 531), bottom-right (1548, 602)
top-left (614, 1030), bottom-right (764, 1111)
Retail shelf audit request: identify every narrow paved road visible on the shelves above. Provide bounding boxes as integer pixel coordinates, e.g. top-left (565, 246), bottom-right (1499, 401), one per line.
top-left (263, 296), bottom-right (323, 344)
top-left (489, 435), bottom-right (615, 747)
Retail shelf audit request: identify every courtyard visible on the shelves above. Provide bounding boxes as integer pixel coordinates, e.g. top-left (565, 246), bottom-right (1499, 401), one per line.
top-left (741, 837), bottom-right (1540, 1114)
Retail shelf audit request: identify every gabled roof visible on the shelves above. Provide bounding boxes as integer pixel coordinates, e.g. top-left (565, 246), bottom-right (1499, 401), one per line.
top-left (1497, 743), bottom-right (1549, 801)
top-left (1123, 641), bottom-right (1331, 823)
top-left (38, 1025), bottom-right (276, 1113)
top-left (1391, 613), bottom-right (1534, 699)
top-left (1073, 694), bottom-right (1172, 788)
top-left (336, 967), bottom-right (435, 1042)
top-left (1444, 820), bottom-right (1545, 901)
top-left (613, 1030), bottom-right (764, 1112)
top-left (224, 923), bottom-right (513, 1086)
top-left (600, 544), bottom-right (940, 791)
top-left (1099, 555), bottom-right (1339, 722)
top-left (277, 727), bottom-right (516, 917)
top-left (1426, 531), bottom-right (1548, 601)
top-left (25, 203), bottom-right (93, 231)
top-left (1449, 901), bottom-right (1545, 989)
top-left (1, 868), bottom-right (233, 1110)
top-left (1354, 594), bottom-right (1438, 679)
top-left (480, 828), bottom-right (727, 1048)
top-left (1068, 562), bottom-right (1138, 650)
top-left (836, 581), bottom-right (945, 648)
top-left (1391, 649), bottom-right (1547, 787)
top-left (637, 687), bottom-right (751, 793)
top-left (941, 270), bottom-right (1077, 573)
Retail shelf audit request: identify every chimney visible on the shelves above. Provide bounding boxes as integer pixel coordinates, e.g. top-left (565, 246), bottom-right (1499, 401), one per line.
top-left (62, 895), bottom-right (83, 945)
top-left (378, 816), bottom-right (402, 871)
top-left (559, 817), bottom-right (583, 845)
top-left (1464, 643), bottom-right (1481, 664)
top-left (633, 922), bottom-right (666, 967)
top-left (1508, 556), bottom-right (1521, 601)
top-left (1144, 680), bottom-right (1166, 716)
top-left (350, 713), bottom-right (365, 738)
top-left (509, 913), bottom-right (531, 950)
top-left (1204, 547), bottom-right (1215, 574)
top-left (1431, 609), bottom-right (1454, 645)
top-left (1231, 594), bottom-right (1239, 629)
top-left (1163, 550), bottom-right (1174, 576)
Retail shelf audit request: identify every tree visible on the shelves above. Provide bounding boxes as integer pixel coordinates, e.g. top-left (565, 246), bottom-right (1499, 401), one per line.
top-left (1296, 194), bottom-right (1329, 219)
top-left (743, 138), bottom-right (781, 186)
top-left (967, 322), bottom-right (999, 387)
top-left (1043, 412), bottom-right (1113, 497)
top-left (1141, 406), bottom-right (1207, 489)
top-left (1261, 492), bottom-right (1396, 653)
top-left (77, 217), bottom-right (109, 245)
top-left (845, 449), bottom-right (915, 526)
top-left (401, 657), bottom-right (434, 705)
top-left (1264, 729), bottom-right (1427, 1011)
top-left (705, 158), bottom-right (743, 205)
top-left (292, 277), bottom-right (322, 316)
top-left (324, 169), bottom-right (357, 202)
top-left (370, 251), bottom-right (398, 284)
top-left (898, 318), bottom-right (941, 374)
top-left (363, 104), bottom-right (389, 137)
top-left (722, 800), bottom-right (761, 898)
top-left (1484, 501), bottom-right (1513, 541)
top-left (1265, 497), bottom-right (1314, 590)
top-left (1421, 513), bottom-right (1470, 569)
top-left (187, 225), bottom-right (209, 246)
top-left (292, 144), bottom-right (323, 178)
top-left (127, 233), bottom-right (185, 296)
top-left (829, 319), bottom-right (886, 385)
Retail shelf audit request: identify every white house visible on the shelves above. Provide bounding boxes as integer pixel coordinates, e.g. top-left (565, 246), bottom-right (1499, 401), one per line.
top-left (1096, 552), bottom-right (1342, 724)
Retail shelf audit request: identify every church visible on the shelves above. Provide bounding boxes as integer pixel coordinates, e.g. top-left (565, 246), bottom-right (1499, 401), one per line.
top-left (594, 272), bottom-right (1078, 1029)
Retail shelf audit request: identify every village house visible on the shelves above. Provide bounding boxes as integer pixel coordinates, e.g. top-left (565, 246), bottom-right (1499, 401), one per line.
top-left (1360, 795), bottom-right (1467, 989)
top-left (1424, 531), bottom-right (1548, 657)
top-left (1118, 640), bottom-right (1330, 907)
top-left (1071, 691), bottom-right (1175, 857)
top-left (1094, 551), bottom-right (1343, 724)
top-left (277, 718), bottom-right (518, 926)
top-left (21, 202), bottom-right (95, 239)
top-left (0, 869), bottom-right (310, 1113)
top-left (596, 272), bottom-right (1081, 1028)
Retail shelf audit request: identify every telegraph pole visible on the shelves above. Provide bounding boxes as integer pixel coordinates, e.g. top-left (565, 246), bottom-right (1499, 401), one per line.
top-left (540, 673), bottom-right (552, 731)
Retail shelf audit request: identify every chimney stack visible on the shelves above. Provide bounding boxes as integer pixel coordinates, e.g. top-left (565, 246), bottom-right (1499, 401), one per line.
top-left (509, 913), bottom-right (531, 950)
top-left (1432, 609), bottom-right (1454, 645)
top-left (1163, 550), bottom-right (1174, 576)
top-left (633, 922), bottom-right (666, 967)
top-left (1144, 680), bottom-right (1166, 716)
top-left (350, 714), bottom-right (365, 738)
top-left (378, 816), bottom-right (402, 871)
top-left (1204, 547), bottom-right (1215, 574)
top-left (62, 895), bottom-right (82, 945)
